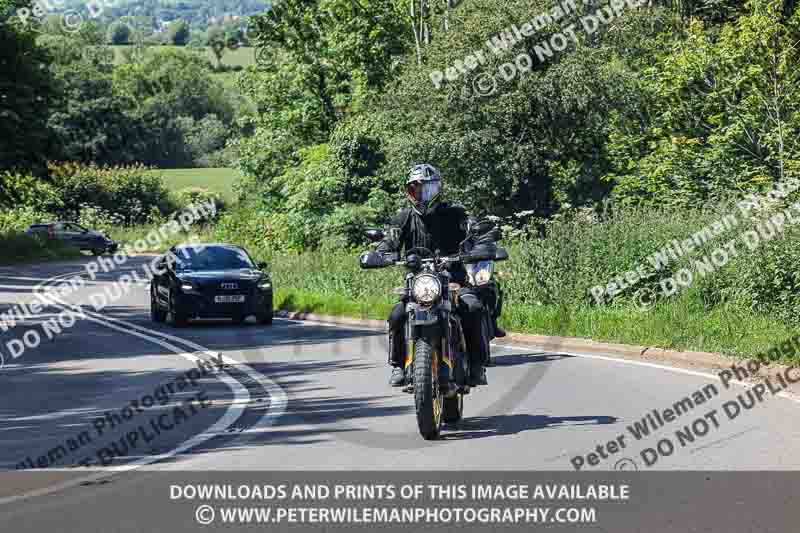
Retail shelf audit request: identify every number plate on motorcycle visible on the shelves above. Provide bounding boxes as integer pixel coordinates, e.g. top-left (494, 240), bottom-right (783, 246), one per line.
top-left (215, 295), bottom-right (245, 303)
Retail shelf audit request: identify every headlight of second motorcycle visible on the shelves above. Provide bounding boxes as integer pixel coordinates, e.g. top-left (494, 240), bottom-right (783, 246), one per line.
top-left (466, 260), bottom-right (495, 286)
top-left (411, 274), bottom-right (442, 305)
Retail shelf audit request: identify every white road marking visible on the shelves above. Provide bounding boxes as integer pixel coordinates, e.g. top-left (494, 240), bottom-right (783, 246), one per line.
top-left (279, 314), bottom-right (800, 405)
top-left (0, 268), bottom-right (287, 506)
top-left (496, 342), bottom-right (800, 405)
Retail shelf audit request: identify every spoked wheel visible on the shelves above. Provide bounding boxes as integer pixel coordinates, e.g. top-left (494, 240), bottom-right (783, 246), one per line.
top-left (443, 393), bottom-right (463, 424)
top-left (414, 335), bottom-right (443, 440)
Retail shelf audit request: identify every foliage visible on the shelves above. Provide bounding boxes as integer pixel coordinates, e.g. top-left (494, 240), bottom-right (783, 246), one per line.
top-left (0, 205), bottom-right (55, 233)
top-left (168, 20), bottom-right (191, 45)
top-left (0, 0), bottom-right (56, 175)
top-left (77, 203), bottom-right (126, 235)
top-left (0, 232), bottom-right (81, 264)
top-left (107, 21), bottom-right (131, 44)
top-left (604, 6), bottom-right (800, 206)
top-left (47, 162), bottom-right (173, 224)
top-left (0, 171), bottom-right (62, 211)
top-left (174, 186), bottom-right (226, 213)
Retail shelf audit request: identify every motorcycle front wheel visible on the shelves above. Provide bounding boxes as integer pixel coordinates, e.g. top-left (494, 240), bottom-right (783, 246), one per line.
top-left (413, 335), bottom-right (443, 440)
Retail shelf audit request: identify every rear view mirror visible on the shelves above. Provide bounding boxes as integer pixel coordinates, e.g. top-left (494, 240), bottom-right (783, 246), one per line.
top-left (365, 229), bottom-right (385, 242)
top-left (495, 247), bottom-right (509, 261)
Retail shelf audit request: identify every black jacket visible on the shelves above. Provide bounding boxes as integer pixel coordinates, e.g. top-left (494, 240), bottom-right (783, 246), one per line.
top-left (376, 202), bottom-right (468, 257)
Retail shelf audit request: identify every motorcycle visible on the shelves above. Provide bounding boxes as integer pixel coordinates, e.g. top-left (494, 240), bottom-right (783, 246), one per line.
top-left (360, 226), bottom-right (508, 440)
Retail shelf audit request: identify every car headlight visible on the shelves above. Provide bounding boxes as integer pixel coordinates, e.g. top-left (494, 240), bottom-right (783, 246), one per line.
top-left (466, 260), bottom-right (495, 286)
top-left (258, 280), bottom-right (272, 290)
top-left (180, 282), bottom-right (195, 291)
top-left (411, 274), bottom-right (442, 305)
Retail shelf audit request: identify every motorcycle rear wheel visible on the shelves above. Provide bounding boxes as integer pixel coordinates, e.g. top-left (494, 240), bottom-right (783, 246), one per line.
top-left (414, 336), bottom-right (443, 440)
top-left (481, 313), bottom-right (494, 367)
top-left (442, 393), bottom-right (463, 424)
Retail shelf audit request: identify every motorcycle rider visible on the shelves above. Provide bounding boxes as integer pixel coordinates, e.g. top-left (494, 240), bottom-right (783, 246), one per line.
top-left (362, 164), bottom-right (505, 387)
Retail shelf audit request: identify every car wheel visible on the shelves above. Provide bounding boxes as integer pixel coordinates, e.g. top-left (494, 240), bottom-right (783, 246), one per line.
top-left (258, 304), bottom-right (273, 326)
top-left (150, 288), bottom-right (166, 323)
top-left (168, 291), bottom-right (188, 328)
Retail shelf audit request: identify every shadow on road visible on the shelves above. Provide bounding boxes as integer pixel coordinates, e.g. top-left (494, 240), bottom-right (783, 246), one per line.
top-left (442, 414), bottom-right (618, 441)
top-left (490, 352), bottom-right (573, 367)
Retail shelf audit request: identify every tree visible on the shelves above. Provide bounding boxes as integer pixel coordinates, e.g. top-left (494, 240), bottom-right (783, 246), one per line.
top-left (208, 26), bottom-right (227, 69)
top-left (240, 0), bottom-right (410, 185)
top-left (107, 21), bottom-right (131, 45)
top-left (0, 0), bottom-right (57, 175)
top-left (168, 20), bottom-right (191, 46)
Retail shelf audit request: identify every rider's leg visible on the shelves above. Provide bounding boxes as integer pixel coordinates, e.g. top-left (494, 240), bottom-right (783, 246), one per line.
top-left (460, 306), bottom-right (488, 386)
top-left (388, 301), bottom-right (407, 386)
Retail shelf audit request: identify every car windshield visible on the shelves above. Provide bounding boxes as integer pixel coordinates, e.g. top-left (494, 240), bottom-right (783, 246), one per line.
top-left (173, 247), bottom-right (253, 271)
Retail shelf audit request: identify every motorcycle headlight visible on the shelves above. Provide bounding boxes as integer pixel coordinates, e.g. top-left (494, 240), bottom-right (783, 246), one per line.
top-left (466, 260), bottom-right (495, 286)
top-left (411, 274), bottom-right (442, 305)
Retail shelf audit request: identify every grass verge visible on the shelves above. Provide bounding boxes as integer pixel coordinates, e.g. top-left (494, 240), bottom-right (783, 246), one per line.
top-left (273, 286), bottom-right (796, 360)
top-left (0, 233), bottom-right (82, 265)
top-left (159, 168), bottom-right (240, 204)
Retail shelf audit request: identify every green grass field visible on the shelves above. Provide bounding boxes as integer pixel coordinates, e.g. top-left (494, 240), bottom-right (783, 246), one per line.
top-left (159, 168), bottom-right (240, 203)
top-left (110, 45), bottom-right (256, 68)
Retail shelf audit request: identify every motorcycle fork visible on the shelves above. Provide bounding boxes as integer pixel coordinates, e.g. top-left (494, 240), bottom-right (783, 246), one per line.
top-left (404, 314), bottom-right (414, 371)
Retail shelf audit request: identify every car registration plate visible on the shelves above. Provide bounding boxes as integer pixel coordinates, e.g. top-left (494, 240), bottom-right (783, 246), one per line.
top-left (215, 295), bottom-right (245, 303)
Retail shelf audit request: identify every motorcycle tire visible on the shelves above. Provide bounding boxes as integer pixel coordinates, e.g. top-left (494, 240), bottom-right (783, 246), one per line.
top-left (414, 335), bottom-right (443, 440)
top-left (481, 313), bottom-right (494, 367)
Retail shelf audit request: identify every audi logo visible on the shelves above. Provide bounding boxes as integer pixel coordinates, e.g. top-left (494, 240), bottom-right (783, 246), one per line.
top-left (220, 283), bottom-right (239, 290)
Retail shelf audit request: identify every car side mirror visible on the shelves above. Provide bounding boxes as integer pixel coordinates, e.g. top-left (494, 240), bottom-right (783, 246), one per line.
top-left (257, 261), bottom-right (268, 270)
top-left (365, 229), bottom-right (385, 242)
top-left (495, 247), bottom-right (509, 261)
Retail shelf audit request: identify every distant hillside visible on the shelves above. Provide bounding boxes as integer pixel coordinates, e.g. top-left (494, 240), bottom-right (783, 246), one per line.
top-left (60, 0), bottom-right (268, 31)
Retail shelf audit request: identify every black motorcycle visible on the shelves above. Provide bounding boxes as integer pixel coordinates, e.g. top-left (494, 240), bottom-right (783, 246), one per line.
top-left (360, 230), bottom-right (508, 440)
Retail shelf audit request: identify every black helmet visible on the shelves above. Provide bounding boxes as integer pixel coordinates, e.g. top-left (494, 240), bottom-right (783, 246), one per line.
top-left (405, 164), bottom-right (442, 215)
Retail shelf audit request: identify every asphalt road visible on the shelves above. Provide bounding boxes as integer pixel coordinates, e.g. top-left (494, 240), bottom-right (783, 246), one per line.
top-left (1, 255), bottom-right (800, 528)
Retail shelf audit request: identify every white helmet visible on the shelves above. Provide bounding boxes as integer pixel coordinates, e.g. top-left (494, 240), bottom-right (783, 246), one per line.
top-left (406, 164), bottom-right (442, 214)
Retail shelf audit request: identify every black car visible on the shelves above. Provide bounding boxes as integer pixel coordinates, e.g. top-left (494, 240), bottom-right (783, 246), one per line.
top-left (150, 244), bottom-right (273, 327)
top-left (25, 221), bottom-right (119, 255)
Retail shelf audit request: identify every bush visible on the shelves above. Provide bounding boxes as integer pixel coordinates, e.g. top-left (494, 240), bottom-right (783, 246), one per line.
top-left (0, 232), bottom-right (81, 265)
top-left (175, 186), bottom-right (226, 215)
top-left (107, 22), bottom-right (131, 45)
top-left (168, 20), bottom-right (191, 46)
top-left (0, 206), bottom-right (55, 233)
top-left (77, 204), bottom-right (125, 235)
top-left (0, 171), bottom-right (62, 212)
top-left (48, 162), bottom-right (173, 224)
